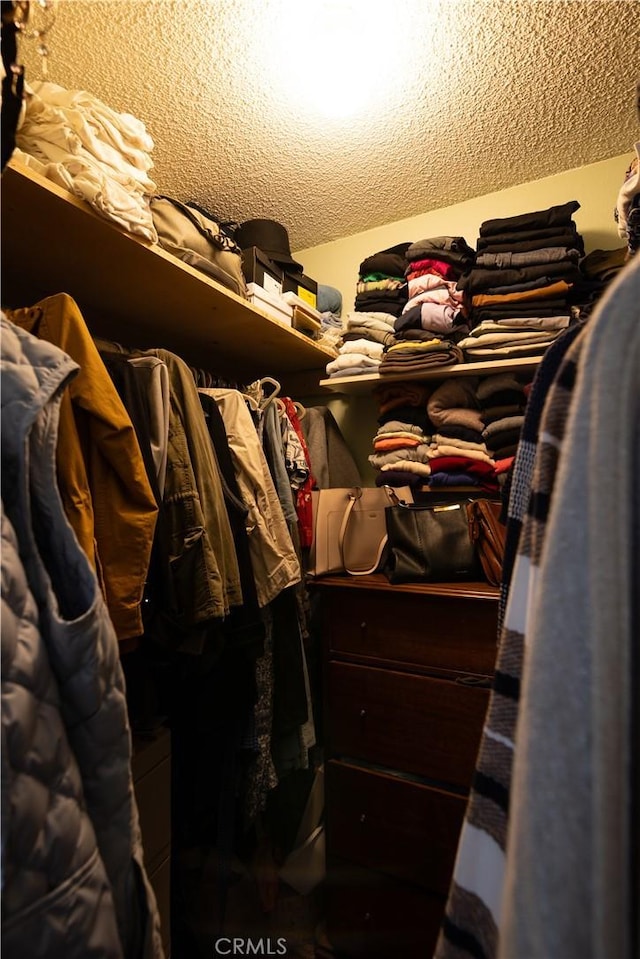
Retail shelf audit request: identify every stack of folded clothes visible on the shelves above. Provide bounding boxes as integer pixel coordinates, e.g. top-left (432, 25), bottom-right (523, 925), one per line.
top-left (341, 310), bottom-right (397, 348)
top-left (477, 373), bottom-right (532, 472)
top-left (325, 244), bottom-right (414, 379)
top-left (324, 311), bottom-right (397, 379)
top-left (574, 246), bottom-right (629, 320)
top-left (15, 80), bottom-right (158, 242)
top-left (378, 236), bottom-right (475, 376)
top-left (457, 201), bottom-right (585, 360)
top-left (377, 337), bottom-right (464, 376)
top-left (423, 378), bottom-right (499, 492)
top-left (316, 307), bottom-right (344, 351)
top-left (369, 383), bottom-right (433, 490)
top-left (324, 336), bottom-right (385, 378)
top-left (354, 243), bottom-right (411, 318)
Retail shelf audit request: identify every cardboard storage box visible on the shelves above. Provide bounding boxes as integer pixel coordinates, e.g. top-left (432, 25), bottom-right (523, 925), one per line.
top-left (246, 282), bottom-right (293, 326)
top-left (241, 247), bottom-right (284, 297)
top-left (282, 270), bottom-right (318, 309)
top-left (282, 292), bottom-right (323, 335)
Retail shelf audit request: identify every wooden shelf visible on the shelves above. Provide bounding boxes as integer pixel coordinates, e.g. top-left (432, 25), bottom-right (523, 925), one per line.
top-left (0, 160), bottom-right (336, 393)
top-left (319, 355), bottom-right (541, 394)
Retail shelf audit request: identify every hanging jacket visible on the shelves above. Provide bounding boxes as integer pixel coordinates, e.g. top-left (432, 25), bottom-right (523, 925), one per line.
top-left (1, 503), bottom-right (124, 959)
top-left (147, 349), bottom-right (243, 656)
top-left (0, 317), bottom-right (164, 958)
top-left (202, 388), bottom-right (301, 607)
top-left (5, 293), bottom-right (159, 645)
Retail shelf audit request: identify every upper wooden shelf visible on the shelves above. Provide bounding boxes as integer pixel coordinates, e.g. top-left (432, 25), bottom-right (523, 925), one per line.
top-left (319, 355), bottom-right (541, 394)
top-left (0, 160), bottom-right (336, 393)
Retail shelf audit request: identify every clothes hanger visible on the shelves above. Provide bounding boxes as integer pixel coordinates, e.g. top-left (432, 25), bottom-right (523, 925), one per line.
top-left (243, 392), bottom-right (260, 412)
top-left (278, 397), bottom-right (307, 421)
top-left (93, 335), bottom-right (127, 354)
top-left (256, 376), bottom-right (281, 412)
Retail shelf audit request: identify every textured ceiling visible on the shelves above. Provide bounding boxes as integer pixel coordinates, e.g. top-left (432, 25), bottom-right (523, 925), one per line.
top-left (17, 0), bottom-right (640, 251)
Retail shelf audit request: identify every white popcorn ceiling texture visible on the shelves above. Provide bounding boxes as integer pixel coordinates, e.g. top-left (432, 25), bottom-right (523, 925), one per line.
top-left (19, 0), bottom-right (640, 252)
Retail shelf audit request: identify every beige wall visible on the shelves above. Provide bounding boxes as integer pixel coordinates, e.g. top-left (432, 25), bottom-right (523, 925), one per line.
top-left (295, 153), bottom-right (629, 316)
top-left (295, 153), bottom-right (631, 481)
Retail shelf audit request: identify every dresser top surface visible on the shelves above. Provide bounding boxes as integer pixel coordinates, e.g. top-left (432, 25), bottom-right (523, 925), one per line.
top-left (309, 573), bottom-right (499, 602)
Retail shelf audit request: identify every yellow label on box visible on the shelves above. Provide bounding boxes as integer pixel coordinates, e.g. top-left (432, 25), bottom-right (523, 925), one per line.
top-left (298, 286), bottom-right (317, 308)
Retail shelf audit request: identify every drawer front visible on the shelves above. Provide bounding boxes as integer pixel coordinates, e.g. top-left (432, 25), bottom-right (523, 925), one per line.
top-left (134, 753), bottom-right (171, 872)
top-left (325, 859), bottom-right (445, 959)
top-left (328, 661), bottom-right (488, 787)
top-left (148, 854), bottom-right (171, 956)
top-left (326, 760), bottom-right (466, 894)
top-left (327, 588), bottom-right (497, 675)
top-left (132, 727), bottom-right (171, 781)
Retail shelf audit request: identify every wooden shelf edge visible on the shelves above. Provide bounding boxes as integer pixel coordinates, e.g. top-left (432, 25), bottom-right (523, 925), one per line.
top-left (1, 159), bottom-right (336, 381)
top-left (319, 356), bottom-right (541, 393)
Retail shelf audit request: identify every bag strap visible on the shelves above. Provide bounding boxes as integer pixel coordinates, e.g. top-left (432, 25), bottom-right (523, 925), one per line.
top-left (154, 195), bottom-right (242, 253)
top-left (338, 487), bottom-right (388, 576)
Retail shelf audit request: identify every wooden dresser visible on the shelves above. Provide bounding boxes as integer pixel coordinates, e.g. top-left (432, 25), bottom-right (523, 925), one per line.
top-left (316, 574), bottom-right (499, 959)
top-left (132, 726), bottom-right (172, 956)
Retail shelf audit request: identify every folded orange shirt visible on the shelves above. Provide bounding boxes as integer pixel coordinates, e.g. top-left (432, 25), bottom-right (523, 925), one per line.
top-left (472, 279), bottom-right (571, 307)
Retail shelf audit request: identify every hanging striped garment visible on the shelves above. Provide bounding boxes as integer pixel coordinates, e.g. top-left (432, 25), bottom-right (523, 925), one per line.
top-left (434, 325), bottom-right (587, 959)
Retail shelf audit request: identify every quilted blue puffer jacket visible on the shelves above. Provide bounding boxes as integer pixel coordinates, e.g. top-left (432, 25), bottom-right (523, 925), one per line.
top-left (0, 317), bottom-right (164, 958)
top-left (1, 503), bottom-right (123, 957)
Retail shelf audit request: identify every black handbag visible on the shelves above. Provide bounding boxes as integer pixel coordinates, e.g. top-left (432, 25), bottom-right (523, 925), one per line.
top-left (384, 497), bottom-right (480, 584)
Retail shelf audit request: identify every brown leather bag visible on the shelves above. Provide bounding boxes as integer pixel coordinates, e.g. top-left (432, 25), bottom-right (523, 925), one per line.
top-left (467, 499), bottom-right (506, 586)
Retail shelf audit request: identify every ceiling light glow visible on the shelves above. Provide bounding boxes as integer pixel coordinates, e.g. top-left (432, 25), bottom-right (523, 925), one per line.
top-left (261, 0), bottom-right (407, 121)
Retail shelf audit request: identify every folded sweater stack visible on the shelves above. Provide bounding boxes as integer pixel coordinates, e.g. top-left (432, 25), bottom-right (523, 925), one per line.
top-left (325, 243), bottom-right (413, 379)
top-left (424, 378), bottom-right (499, 492)
top-left (457, 201), bottom-right (585, 361)
top-left (354, 243), bottom-right (411, 318)
top-left (477, 373), bottom-right (532, 465)
top-left (325, 311), bottom-right (397, 378)
top-left (369, 382), bottom-right (433, 489)
top-left (378, 236), bottom-right (475, 377)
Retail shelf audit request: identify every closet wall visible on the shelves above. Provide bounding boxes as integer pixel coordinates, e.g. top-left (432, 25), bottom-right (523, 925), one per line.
top-left (296, 153), bottom-right (630, 478)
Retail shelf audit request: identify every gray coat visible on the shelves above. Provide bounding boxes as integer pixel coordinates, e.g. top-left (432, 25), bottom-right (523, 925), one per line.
top-left (0, 318), bottom-right (164, 958)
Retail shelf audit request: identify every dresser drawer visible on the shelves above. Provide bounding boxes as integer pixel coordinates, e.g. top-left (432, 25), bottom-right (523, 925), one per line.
top-left (325, 859), bottom-right (445, 959)
top-left (148, 854), bottom-right (171, 956)
top-left (324, 581), bottom-right (498, 676)
top-left (327, 661), bottom-right (488, 788)
top-left (326, 760), bottom-right (466, 893)
top-left (132, 729), bottom-right (171, 873)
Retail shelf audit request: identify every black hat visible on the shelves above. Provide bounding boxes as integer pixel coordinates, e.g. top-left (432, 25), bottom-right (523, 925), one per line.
top-left (235, 218), bottom-right (304, 273)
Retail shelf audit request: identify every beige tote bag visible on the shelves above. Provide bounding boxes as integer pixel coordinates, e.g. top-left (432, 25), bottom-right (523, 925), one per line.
top-left (307, 485), bottom-right (413, 577)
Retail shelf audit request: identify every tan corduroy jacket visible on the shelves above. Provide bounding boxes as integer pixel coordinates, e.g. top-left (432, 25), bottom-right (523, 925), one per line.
top-left (7, 293), bottom-right (158, 643)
